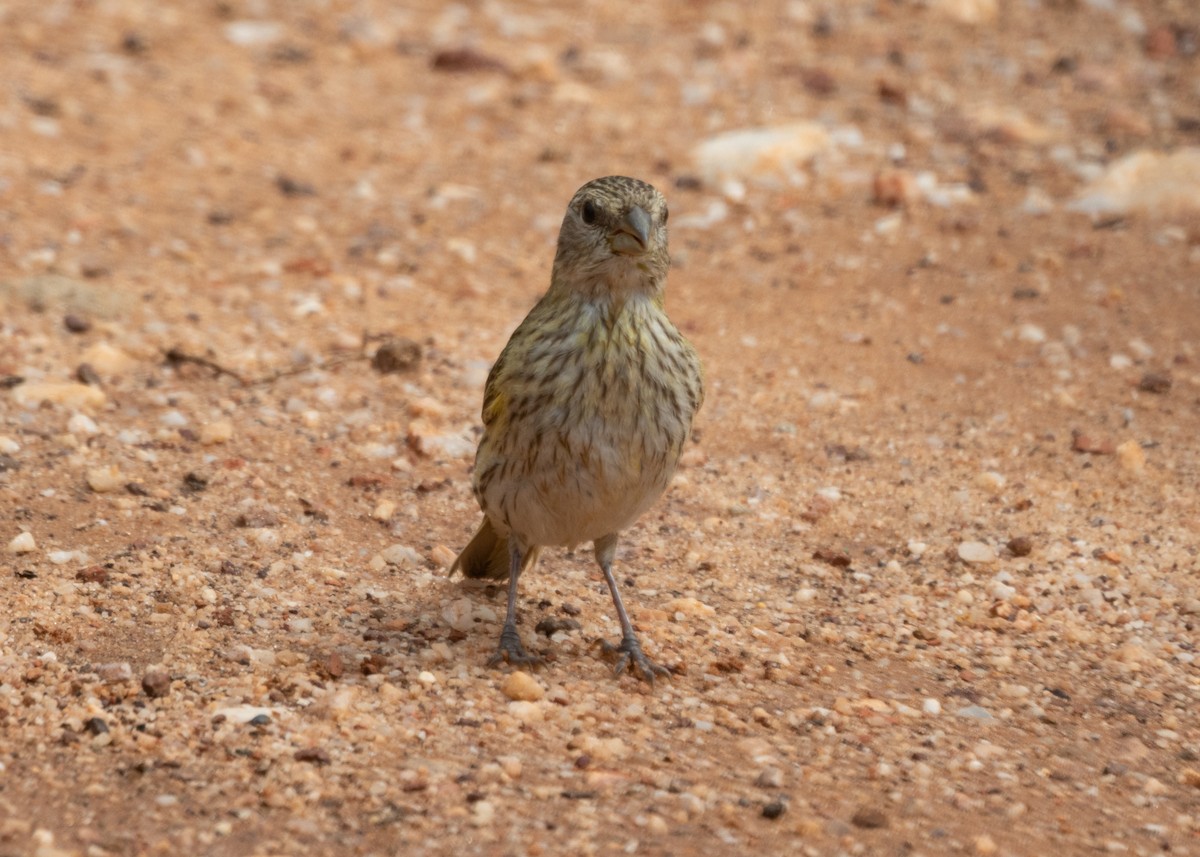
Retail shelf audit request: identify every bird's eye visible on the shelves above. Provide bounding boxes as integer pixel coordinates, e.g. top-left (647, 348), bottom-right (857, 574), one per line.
top-left (581, 200), bottom-right (598, 225)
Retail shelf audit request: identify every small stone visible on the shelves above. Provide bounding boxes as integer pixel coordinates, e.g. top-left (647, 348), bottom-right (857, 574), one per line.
top-left (183, 470), bottom-right (211, 492)
top-left (975, 833), bottom-right (998, 855)
top-left (80, 342), bottom-right (137, 375)
top-left (63, 313), bottom-right (91, 333)
top-left (97, 662), bottom-right (133, 683)
top-left (1017, 323), bottom-right (1046, 344)
top-left (234, 509), bottom-right (278, 528)
top-left (1137, 372), bottom-right (1172, 394)
top-left (12, 381), bottom-right (107, 410)
top-left (957, 541), bottom-right (996, 564)
top-left (762, 799), bottom-right (787, 820)
top-left (692, 122), bottom-right (831, 185)
top-left (498, 755), bottom-right (523, 779)
top-left (294, 747), bottom-right (331, 765)
top-left (507, 700), bottom-right (544, 723)
top-left (755, 767), bottom-right (784, 788)
top-left (850, 806), bottom-right (888, 829)
top-left (1116, 440), bottom-right (1146, 473)
top-left (922, 698), bottom-right (942, 716)
top-left (371, 499), bottom-right (396, 522)
top-left (579, 736), bottom-right (628, 762)
top-left (975, 471), bottom-right (1006, 492)
top-left (666, 597), bottom-right (716, 616)
top-left (75, 360), bottom-right (101, 384)
top-left (86, 465), bottom-right (123, 493)
top-left (379, 544), bottom-right (421, 567)
top-left (1180, 768), bottom-right (1200, 788)
top-left (535, 616), bottom-right (581, 636)
top-left (142, 665), bottom-right (171, 698)
top-left (371, 338), bottom-right (421, 374)
top-left (470, 799), bottom-right (496, 827)
top-left (1072, 430), bottom-right (1116, 455)
top-left (955, 704), bottom-right (996, 721)
top-left (83, 717), bottom-right (108, 735)
top-left (1007, 536), bottom-right (1033, 557)
top-left (8, 531), bottom-right (36, 553)
top-left (199, 419), bottom-right (234, 445)
top-left (1143, 777), bottom-right (1169, 796)
top-left (224, 20), bottom-right (284, 47)
top-left (213, 705), bottom-right (276, 724)
top-left (1069, 148), bottom-right (1200, 217)
top-left (67, 413), bottom-right (99, 435)
top-left (501, 671), bottom-right (545, 702)
top-left (432, 48), bottom-right (509, 74)
top-left (873, 168), bottom-right (918, 207)
top-left (428, 545), bottom-right (456, 568)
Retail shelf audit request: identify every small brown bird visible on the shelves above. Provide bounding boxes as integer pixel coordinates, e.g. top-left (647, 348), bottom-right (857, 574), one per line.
top-left (450, 176), bottom-right (704, 683)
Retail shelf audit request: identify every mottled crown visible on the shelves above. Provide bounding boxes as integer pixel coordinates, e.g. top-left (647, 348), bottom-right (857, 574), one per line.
top-left (550, 176), bottom-right (671, 298)
top-left (566, 175), bottom-right (664, 213)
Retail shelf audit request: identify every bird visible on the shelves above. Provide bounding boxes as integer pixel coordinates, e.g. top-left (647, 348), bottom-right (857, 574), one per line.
top-left (449, 175), bottom-right (704, 683)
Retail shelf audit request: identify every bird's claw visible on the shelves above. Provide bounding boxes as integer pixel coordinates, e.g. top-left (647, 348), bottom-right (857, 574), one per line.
top-left (488, 626), bottom-right (543, 669)
top-left (600, 636), bottom-right (671, 685)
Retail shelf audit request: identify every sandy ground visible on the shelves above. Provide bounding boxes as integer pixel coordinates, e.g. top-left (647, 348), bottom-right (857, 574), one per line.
top-left (2, 1), bottom-right (1200, 855)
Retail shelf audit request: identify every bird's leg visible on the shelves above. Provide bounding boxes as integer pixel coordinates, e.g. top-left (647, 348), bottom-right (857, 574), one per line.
top-left (595, 534), bottom-right (670, 684)
top-left (487, 538), bottom-right (542, 669)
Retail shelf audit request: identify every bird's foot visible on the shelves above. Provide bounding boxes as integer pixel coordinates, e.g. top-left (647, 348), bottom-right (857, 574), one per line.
top-left (600, 635), bottom-right (671, 685)
top-left (487, 626), bottom-right (543, 669)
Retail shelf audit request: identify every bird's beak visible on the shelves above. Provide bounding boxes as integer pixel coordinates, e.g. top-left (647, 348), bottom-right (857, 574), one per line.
top-left (609, 205), bottom-right (652, 256)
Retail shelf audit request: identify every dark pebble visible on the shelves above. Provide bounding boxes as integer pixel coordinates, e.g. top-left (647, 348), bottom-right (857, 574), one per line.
top-left (535, 617), bottom-right (582, 637)
top-left (762, 799), bottom-right (787, 820)
top-left (76, 363), bottom-right (102, 386)
top-left (182, 470), bottom-right (211, 492)
top-left (64, 314), bottom-right (91, 333)
top-left (276, 175), bottom-right (316, 197)
top-left (851, 806), bottom-right (889, 829)
top-left (1007, 536), bottom-right (1033, 557)
top-left (75, 566), bottom-right (109, 584)
top-left (371, 338), bottom-right (421, 374)
top-left (294, 747), bottom-right (331, 764)
top-left (84, 717), bottom-right (109, 735)
top-left (141, 667), bottom-right (171, 698)
top-left (812, 547), bottom-right (851, 568)
top-left (1138, 372), bottom-right (1172, 394)
top-left (249, 713), bottom-right (271, 726)
top-left (235, 510), bottom-right (279, 528)
top-left (431, 48), bottom-right (509, 74)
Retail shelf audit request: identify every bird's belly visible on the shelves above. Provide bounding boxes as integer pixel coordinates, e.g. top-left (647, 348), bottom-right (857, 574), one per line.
top-left (511, 447), bottom-right (670, 547)
top-left (486, 403), bottom-right (682, 547)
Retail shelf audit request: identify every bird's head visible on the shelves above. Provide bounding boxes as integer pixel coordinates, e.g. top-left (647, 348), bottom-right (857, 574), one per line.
top-left (550, 176), bottom-right (670, 299)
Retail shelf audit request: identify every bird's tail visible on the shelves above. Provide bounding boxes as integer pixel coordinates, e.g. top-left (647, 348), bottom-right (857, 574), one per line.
top-left (449, 517), bottom-right (540, 580)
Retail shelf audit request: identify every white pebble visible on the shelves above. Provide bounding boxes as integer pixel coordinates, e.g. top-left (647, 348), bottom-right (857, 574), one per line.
top-left (67, 413), bottom-right (99, 435)
top-left (86, 465), bottom-right (123, 493)
top-left (922, 698), bottom-right (942, 716)
top-left (1017, 324), bottom-right (1046, 343)
top-left (957, 541), bottom-right (996, 563)
top-left (8, 532), bottom-right (36, 553)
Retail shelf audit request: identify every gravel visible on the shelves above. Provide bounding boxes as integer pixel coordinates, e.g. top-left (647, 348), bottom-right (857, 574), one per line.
top-left (1, 1), bottom-right (1198, 855)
